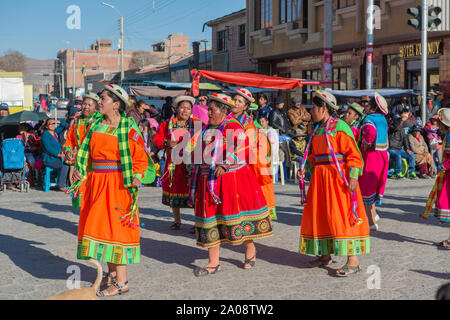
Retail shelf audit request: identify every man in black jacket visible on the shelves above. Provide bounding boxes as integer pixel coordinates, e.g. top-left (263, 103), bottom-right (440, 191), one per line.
top-left (388, 114), bottom-right (417, 179)
top-left (268, 96), bottom-right (293, 137)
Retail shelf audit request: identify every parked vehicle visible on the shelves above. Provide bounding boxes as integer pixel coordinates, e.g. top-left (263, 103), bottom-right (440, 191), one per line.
top-left (56, 98), bottom-right (70, 110)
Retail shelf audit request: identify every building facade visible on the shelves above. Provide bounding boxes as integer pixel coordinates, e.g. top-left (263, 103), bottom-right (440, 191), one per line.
top-left (207, 9), bottom-right (257, 72)
top-left (247, 0), bottom-right (450, 105)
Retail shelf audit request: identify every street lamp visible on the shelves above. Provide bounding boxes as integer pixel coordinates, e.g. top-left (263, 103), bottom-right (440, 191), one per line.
top-left (101, 2), bottom-right (124, 82)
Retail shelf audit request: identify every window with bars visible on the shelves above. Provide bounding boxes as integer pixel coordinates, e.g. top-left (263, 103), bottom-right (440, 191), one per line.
top-left (255, 0), bottom-right (273, 31)
top-left (384, 54), bottom-right (401, 88)
top-left (238, 24), bottom-right (246, 48)
top-left (279, 0), bottom-right (308, 28)
top-left (217, 30), bottom-right (226, 52)
top-left (333, 0), bottom-right (356, 9)
top-left (332, 67), bottom-right (352, 90)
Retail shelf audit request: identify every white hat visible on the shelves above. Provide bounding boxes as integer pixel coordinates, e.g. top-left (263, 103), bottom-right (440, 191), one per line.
top-left (83, 92), bottom-right (100, 103)
top-left (208, 93), bottom-right (235, 109)
top-left (174, 95), bottom-right (196, 107)
top-left (438, 108), bottom-right (450, 127)
top-left (374, 92), bottom-right (388, 115)
top-left (104, 83), bottom-right (130, 107)
top-left (313, 90), bottom-right (338, 111)
top-left (233, 88), bottom-right (255, 104)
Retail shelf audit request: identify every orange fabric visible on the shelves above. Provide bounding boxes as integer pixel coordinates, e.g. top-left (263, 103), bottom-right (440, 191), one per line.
top-left (301, 130), bottom-right (369, 241)
top-left (78, 129), bottom-right (148, 246)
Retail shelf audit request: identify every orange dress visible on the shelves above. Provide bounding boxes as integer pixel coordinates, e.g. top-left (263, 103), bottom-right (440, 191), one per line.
top-left (300, 118), bottom-right (370, 256)
top-left (77, 124), bottom-right (148, 264)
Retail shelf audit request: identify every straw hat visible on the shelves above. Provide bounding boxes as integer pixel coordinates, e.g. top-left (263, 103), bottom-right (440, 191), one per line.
top-left (104, 83), bottom-right (131, 107)
top-left (373, 92), bottom-right (388, 115)
top-left (83, 92), bottom-right (100, 103)
top-left (438, 108), bottom-right (450, 127)
top-left (313, 90), bottom-right (338, 111)
top-left (233, 88), bottom-right (255, 104)
top-left (174, 95), bottom-right (196, 107)
top-left (208, 93), bottom-right (235, 109)
top-left (348, 102), bottom-right (364, 116)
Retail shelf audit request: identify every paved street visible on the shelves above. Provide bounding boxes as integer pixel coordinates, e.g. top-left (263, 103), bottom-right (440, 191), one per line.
top-left (0, 178), bottom-right (448, 300)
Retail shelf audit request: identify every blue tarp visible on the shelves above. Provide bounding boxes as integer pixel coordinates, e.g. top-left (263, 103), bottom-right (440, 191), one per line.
top-left (304, 88), bottom-right (417, 98)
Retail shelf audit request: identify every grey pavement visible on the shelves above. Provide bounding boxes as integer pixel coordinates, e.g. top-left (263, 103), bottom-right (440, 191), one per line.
top-left (0, 178), bottom-right (448, 300)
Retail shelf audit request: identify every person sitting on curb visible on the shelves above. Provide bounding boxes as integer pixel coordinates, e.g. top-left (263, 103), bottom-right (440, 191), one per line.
top-left (388, 114), bottom-right (417, 179)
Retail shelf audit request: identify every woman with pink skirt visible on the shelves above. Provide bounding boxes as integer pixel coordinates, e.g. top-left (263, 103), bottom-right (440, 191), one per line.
top-left (359, 93), bottom-right (389, 231)
top-left (423, 108), bottom-right (450, 250)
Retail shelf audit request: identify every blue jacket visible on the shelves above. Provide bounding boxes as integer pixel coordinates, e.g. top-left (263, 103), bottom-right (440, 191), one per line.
top-left (41, 121), bottom-right (68, 163)
top-left (258, 104), bottom-right (273, 119)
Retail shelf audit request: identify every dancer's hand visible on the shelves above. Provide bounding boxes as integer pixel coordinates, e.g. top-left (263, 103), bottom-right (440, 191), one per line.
top-left (72, 170), bottom-right (82, 182)
top-left (297, 168), bottom-right (304, 181)
top-left (349, 178), bottom-right (358, 193)
top-left (131, 178), bottom-right (141, 188)
top-left (214, 166), bottom-right (226, 177)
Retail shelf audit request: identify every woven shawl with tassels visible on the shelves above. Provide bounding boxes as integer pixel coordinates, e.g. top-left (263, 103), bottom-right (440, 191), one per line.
top-left (68, 115), bottom-right (152, 225)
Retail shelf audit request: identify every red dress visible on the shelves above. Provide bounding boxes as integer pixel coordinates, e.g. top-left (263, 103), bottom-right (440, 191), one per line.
top-left (153, 118), bottom-right (201, 208)
top-left (191, 117), bottom-right (274, 248)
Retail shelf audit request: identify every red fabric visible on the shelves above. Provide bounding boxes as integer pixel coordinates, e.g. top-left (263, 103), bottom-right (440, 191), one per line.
top-left (190, 69), bottom-right (337, 97)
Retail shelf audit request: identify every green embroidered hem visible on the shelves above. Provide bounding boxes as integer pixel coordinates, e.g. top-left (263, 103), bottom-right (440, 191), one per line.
top-left (77, 237), bottom-right (140, 264)
top-left (269, 207), bottom-right (277, 221)
top-left (162, 193), bottom-right (192, 208)
top-left (299, 236), bottom-right (370, 256)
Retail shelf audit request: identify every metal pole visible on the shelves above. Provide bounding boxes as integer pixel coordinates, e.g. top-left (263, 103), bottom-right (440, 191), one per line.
top-left (61, 59), bottom-right (65, 99)
top-left (366, 0), bottom-right (374, 89)
top-left (72, 49), bottom-right (76, 99)
top-left (120, 16), bottom-right (124, 82)
top-left (323, 0), bottom-right (333, 87)
top-left (421, 0), bottom-right (428, 125)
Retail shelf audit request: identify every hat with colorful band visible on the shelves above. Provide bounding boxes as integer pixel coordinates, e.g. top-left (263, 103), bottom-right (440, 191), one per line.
top-left (83, 92), bottom-right (100, 103)
top-left (373, 92), bottom-right (388, 116)
top-left (438, 108), bottom-right (450, 127)
top-left (208, 93), bottom-right (235, 109)
top-left (348, 102), bottom-right (364, 116)
top-left (313, 90), bottom-right (338, 111)
top-left (249, 103), bottom-right (258, 110)
top-left (174, 95), bottom-right (196, 107)
top-left (233, 88), bottom-right (255, 104)
top-left (104, 84), bottom-right (131, 107)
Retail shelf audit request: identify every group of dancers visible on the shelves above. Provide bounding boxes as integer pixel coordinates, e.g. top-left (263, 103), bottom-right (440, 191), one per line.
top-left (64, 83), bottom-right (449, 297)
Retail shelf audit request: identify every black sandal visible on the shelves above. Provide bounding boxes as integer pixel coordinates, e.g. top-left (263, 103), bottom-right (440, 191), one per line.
top-left (435, 240), bottom-right (450, 250)
top-left (97, 281), bottom-right (129, 297)
top-left (170, 222), bottom-right (181, 230)
top-left (193, 265), bottom-right (221, 277)
top-left (100, 272), bottom-right (116, 288)
top-left (244, 255), bottom-right (256, 269)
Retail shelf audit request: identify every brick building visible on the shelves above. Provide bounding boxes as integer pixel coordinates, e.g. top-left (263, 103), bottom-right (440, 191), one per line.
top-left (206, 9), bottom-right (257, 72)
top-left (55, 35), bottom-right (189, 98)
top-left (246, 0), bottom-right (450, 105)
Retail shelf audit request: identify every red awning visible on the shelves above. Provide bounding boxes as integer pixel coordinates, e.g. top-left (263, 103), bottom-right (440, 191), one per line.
top-left (190, 69), bottom-right (337, 97)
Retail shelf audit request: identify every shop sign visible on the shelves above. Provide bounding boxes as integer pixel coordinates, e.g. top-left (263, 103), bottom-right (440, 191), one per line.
top-left (399, 40), bottom-right (442, 58)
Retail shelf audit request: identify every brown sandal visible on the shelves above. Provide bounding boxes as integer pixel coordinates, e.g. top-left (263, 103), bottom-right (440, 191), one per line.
top-left (170, 222), bottom-right (181, 230)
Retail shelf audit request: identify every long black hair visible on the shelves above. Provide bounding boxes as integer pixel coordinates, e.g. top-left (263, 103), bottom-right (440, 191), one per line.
top-left (312, 96), bottom-right (338, 118)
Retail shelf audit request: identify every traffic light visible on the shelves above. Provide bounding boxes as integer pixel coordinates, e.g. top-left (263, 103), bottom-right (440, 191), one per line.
top-left (428, 5), bottom-right (442, 29)
top-left (407, 5), bottom-right (421, 30)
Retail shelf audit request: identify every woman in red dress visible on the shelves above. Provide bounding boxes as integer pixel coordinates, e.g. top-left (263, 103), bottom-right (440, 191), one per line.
top-left (189, 93), bottom-right (273, 276)
top-left (153, 96), bottom-right (202, 230)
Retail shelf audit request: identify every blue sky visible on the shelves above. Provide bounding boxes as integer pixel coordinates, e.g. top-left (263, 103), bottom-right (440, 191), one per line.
top-left (0, 0), bottom-right (245, 60)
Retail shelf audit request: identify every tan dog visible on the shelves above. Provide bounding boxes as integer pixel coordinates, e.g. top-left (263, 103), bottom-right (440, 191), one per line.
top-left (44, 259), bottom-right (102, 300)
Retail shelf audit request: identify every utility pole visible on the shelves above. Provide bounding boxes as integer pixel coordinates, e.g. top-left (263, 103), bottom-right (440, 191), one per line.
top-left (60, 59), bottom-right (65, 99)
top-left (366, 0), bottom-right (374, 89)
top-left (421, 0), bottom-right (428, 125)
top-left (72, 50), bottom-right (76, 99)
top-left (323, 0), bottom-right (333, 87)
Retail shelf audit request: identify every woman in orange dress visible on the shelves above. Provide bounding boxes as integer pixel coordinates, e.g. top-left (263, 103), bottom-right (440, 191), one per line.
top-left (232, 88), bottom-right (277, 220)
top-left (298, 91), bottom-right (370, 277)
top-left (71, 84), bottom-right (154, 296)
